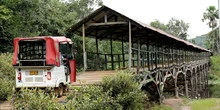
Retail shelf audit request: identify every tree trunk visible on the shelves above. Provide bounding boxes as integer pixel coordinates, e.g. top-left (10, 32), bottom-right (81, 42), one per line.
top-left (215, 30), bottom-right (220, 54)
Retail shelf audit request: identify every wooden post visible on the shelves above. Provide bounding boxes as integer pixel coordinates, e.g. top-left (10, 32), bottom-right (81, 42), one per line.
top-left (147, 41), bottom-right (150, 71)
top-left (195, 70), bottom-right (198, 98)
top-left (82, 24), bottom-right (87, 71)
top-left (137, 39), bottom-right (140, 73)
top-left (168, 48), bottom-right (170, 67)
top-left (128, 21), bottom-right (132, 70)
top-left (162, 47), bottom-right (164, 68)
top-left (185, 80), bottom-right (189, 98)
top-left (175, 86), bottom-right (179, 98)
top-left (110, 35), bottom-right (113, 70)
top-left (132, 43), bottom-right (134, 66)
top-left (122, 38), bottom-right (125, 68)
top-left (96, 36), bottom-right (99, 70)
top-left (155, 46), bottom-right (157, 68)
top-left (118, 54), bottom-right (120, 69)
top-left (191, 77), bottom-right (194, 98)
top-left (172, 48), bottom-right (174, 65)
top-left (105, 54), bottom-right (107, 70)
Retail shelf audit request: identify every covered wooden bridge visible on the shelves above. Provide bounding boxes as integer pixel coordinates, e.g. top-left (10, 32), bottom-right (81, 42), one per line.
top-left (69, 6), bottom-right (211, 101)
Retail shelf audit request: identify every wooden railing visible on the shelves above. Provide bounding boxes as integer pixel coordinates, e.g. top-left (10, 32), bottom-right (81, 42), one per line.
top-left (87, 52), bottom-right (128, 70)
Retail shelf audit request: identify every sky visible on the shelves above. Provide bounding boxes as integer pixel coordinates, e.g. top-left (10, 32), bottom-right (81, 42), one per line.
top-left (102, 0), bottom-right (218, 39)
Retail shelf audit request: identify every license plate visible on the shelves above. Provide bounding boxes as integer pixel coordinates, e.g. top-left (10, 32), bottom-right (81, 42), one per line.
top-left (30, 70), bottom-right (38, 75)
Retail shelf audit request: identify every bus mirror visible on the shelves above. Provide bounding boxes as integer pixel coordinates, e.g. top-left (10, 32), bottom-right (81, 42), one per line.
top-left (69, 44), bottom-right (72, 48)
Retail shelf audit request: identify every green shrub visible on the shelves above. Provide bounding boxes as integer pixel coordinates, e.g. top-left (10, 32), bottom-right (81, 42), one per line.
top-left (0, 53), bottom-right (15, 79)
top-left (209, 84), bottom-right (220, 98)
top-left (66, 85), bottom-right (122, 110)
top-left (0, 78), bottom-right (14, 100)
top-left (102, 70), bottom-right (147, 110)
top-left (208, 74), bottom-right (219, 80)
top-left (0, 53), bottom-right (15, 100)
top-left (12, 88), bottom-right (65, 110)
top-left (66, 70), bottom-right (148, 110)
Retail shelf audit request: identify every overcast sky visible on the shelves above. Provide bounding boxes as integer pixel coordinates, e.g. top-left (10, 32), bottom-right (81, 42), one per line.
top-left (102, 0), bottom-right (218, 39)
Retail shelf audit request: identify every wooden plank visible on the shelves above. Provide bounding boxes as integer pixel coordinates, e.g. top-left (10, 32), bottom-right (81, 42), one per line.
top-left (71, 71), bottom-right (117, 86)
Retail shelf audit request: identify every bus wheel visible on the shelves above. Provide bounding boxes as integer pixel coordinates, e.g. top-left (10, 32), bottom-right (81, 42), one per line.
top-left (58, 84), bottom-right (64, 97)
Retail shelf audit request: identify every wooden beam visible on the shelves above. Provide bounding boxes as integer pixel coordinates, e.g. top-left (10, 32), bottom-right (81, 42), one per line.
top-left (87, 22), bottom-right (127, 27)
top-left (85, 13), bottom-right (115, 36)
top-left (99, 24), bottom-right (122, 40)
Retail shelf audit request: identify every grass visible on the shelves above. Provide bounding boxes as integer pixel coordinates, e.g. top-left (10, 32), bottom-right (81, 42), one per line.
top-left (209, 55), bottom-right (220, 98)
top-left (149, 104), bottom-right (172, 110)
top-left (189, 98), bottom-right (220, 110)
top-left (210, 55), bottom-right (220, 76)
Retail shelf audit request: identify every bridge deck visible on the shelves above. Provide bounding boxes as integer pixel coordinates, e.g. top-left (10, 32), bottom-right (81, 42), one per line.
top-left (71, 70), bottom-right (117, 86)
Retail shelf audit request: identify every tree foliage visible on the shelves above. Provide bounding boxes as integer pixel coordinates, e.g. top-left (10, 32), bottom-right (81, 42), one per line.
top-left (202, 6), bottom-right (218, 29)
top-left (0, 0), bottom-right (103, 53)
top-left (202, 6), bottom-right (220, 54)
top-left (167, 18), bottom-right (189, 40)
top-left (150, 17), bottom-right (189, 40)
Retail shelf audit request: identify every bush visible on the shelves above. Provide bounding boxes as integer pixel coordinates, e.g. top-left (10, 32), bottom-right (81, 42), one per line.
top-left (66, 70), bottom-right (148, 110)
top-left (0, 53), bottom-right (15, 100)
top-left (12, 88), bottom-right (65, 110)
top-left (0, 78), bottom-right (14, 100)
top-left (209, 84), bottom-right (220, 98)
top-left (0, 53), bottom-right (15, 79)
top-left (66, 85), bottom-right (122, 110)
top-left (102, 70), bottom-right (147, 110)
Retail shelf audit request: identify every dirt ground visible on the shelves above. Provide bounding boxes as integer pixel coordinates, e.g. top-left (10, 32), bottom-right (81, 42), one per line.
top-left (163, 98), bottom-right (190, 110)
top-left (0, 101), bottom-right (13, 110)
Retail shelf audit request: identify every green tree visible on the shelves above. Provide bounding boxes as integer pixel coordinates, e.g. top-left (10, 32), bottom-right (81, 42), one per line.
top-left (150, 19), bottom-right (168, 31)
top-left (188, 39), bottom-right (196, 44)
top-left (202, 6), bottom-right (219, 54)
top-left (150, 18), bottom-right (190, 40)
top-left (167, 17), bottom-right (189, 40)
top-left (0, 0), bottom-right (103, 53)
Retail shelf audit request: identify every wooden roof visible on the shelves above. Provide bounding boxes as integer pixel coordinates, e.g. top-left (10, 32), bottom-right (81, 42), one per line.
top-left (68, 5), bottom-right (210, 52)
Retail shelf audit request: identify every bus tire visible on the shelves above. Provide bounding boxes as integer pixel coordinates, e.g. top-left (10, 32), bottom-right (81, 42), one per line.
top-left (58, 83), bottom-right (64, 97)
